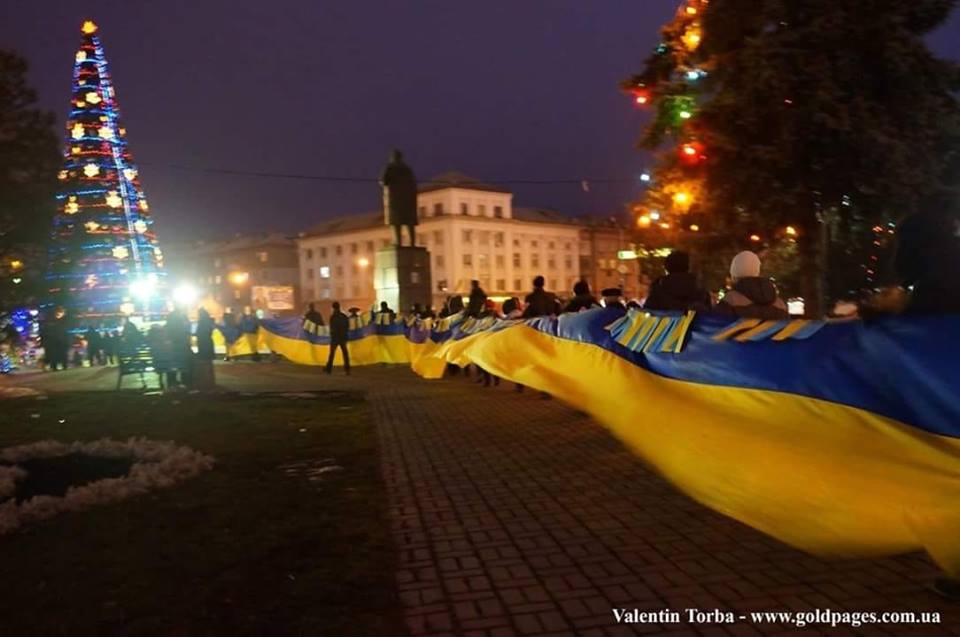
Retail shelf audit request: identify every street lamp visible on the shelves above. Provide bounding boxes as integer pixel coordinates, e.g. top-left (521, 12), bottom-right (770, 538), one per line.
top-left (173, 283), bottom-right (199, 306)
top-left (357, 257), bottom-right (370, 268)
top-left (229, 271), bottom-right (249, 286)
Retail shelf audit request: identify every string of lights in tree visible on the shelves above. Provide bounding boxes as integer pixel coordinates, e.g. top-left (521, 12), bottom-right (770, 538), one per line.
top-left (621, 0), bottom-right (709, 237)
top-left (46, 20), bottom-right (167, 321)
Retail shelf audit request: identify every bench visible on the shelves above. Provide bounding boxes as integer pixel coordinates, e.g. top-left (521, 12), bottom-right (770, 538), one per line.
top-left (116, 344), bottom-right (156, 390)
top-left (116, 342), bottom-right (193, 390)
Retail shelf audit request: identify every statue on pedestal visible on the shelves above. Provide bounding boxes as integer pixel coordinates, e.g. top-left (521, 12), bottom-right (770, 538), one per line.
top-left (380, 149), bottom-right (418, 246)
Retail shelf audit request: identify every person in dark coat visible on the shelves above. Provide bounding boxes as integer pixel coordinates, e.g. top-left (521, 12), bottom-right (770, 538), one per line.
top-left (47, 308), bottom-right (70, 371)
top-left (441, 295), bottom-right (464, 318)
top-left (378, 301), bottom-right (397, 322)
top-left (894, 208), bottom-right (960, 315)
top-left (164, 309), bottom-right (193, 388)
top-left (466, 280), bottom-right (487, 317)
top-left (193, 308), bottom-right (216, 389)
top-left (714, 251), bottom-right (788, 320)
top-left (601, 287), bottom-right (627, 311)
top-left (563, 280), bottom-right (599, 313)
top-left (644, 251), bottom-right (712, 312)
top-left (105, 330), bottom-right (119, 365)
top-left (195, 308), bottom-right (216, 360)
top-left (84, 326), bottom-right (101, 366)
top-left (522, 276), bottom-right (557, 318)
top-left (120, 317), bottom-right (142, 347)
top-left (325, 301), bottom-right (350, 375)
top-left (303, 302), bottom-right (325, 327)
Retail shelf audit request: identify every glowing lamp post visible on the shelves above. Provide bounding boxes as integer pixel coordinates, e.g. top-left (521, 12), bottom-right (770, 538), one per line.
top-left (172, 283), bottom-right (199, 307)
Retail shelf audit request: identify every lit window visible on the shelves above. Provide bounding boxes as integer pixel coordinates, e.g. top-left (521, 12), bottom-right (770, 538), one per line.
top-left (214, 258), bottom-right (221, 268)
top-left (258, 251), bottom-right (268, 263)
top-left (321, 289), bottom-right (331, 299)
top-left (214, 275), bottom-right (222, 284)
top-left (319, 266), bottom-right (331, 278)
top-left (463, 254), bottom-right (472, 266)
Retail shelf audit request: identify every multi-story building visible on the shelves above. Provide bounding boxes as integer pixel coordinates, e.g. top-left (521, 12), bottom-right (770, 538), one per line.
top-left (168, 233), bottom-right (299, 318)
top-left (297, 173), bottom-right (589, 312)
top-left (577, 216), bottom-right (641, 301)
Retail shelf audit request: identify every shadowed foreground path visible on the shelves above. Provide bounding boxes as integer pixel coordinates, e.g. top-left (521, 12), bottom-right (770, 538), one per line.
top-left (4, 362), bottom-right (959, 635)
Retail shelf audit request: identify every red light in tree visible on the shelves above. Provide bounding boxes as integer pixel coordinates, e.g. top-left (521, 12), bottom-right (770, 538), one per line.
top-left (631, 85), bottom-right (651, 106)
top-left (679, 141), bottom-right (706, 165)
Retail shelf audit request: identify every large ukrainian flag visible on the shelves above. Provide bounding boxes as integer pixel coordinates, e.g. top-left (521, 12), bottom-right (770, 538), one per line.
top-left (245, 308), bottom-right (960, 575)
top-left (407, 307), bottom-right (960, 576)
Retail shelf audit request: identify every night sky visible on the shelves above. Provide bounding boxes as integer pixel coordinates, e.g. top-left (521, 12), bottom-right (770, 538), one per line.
top-left (3, 1), bottom-right (960, 246)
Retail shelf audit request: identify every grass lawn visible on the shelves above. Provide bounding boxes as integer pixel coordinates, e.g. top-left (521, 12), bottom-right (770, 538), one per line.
top-left (0, 390), bottom-right (402, 636)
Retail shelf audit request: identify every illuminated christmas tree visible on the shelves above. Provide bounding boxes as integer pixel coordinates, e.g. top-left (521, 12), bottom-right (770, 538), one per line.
top-left (626, 1), bottom-right (959, 313)
top-left (46, 20), bottom-right (166, 323)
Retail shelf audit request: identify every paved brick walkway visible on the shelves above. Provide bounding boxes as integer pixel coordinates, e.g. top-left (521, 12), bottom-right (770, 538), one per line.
top-left (364, 371), bottom-right (960, 637)
top-left (5, 362), bottom-right (959, 635)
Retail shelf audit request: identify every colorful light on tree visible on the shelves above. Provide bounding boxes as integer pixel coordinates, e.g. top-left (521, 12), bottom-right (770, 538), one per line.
top-left (621, 0), bottom-right (710, 236)
top-left (45, 20), bottom-right (166, 322)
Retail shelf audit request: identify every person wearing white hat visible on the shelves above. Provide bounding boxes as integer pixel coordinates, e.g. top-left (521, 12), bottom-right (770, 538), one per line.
top-left (715, 251), bottom-right (788, 319)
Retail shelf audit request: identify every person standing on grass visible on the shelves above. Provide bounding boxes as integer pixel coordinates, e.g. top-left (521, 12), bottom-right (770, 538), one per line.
top-left (84, 325), bottom-right (101, 366)
top-left (325, 301), bottom-right (350, 375)
top-left (193, 308), bottom-right (216, 389)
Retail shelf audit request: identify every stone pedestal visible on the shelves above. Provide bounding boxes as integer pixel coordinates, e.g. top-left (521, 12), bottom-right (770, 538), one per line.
top-left (374, 246), bottom-right (432, 314)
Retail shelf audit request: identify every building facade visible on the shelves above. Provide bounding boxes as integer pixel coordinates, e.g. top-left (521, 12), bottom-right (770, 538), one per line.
top-left (297, 174), bottom-right (638, 312)
top-left (168, 233), bottom-right (299, 318)
top-left (577, 216), bottom-right (642, 301)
